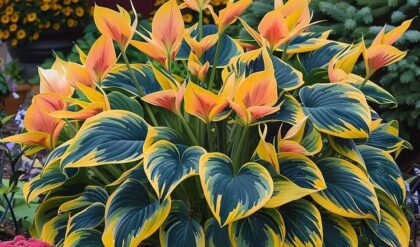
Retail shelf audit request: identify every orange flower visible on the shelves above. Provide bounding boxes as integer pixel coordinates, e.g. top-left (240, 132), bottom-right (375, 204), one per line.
top-left (180, 0), bottom-right (211, 12)
top-left (328, 43), bottom-right (363, 83)
top-left (209, 0), bottom-right (252, 32)
top-left (94, 3), bottom-right (138, 51)
top-left (131, 0), bottom-right (184, 69)
top-left (1, 94), bottom-right (66, 149)
top-left (38, 56), bottom-right (74, 97)
top-left (240, 0), bottom-right (310, 51)
top-left (363, 20), bottom-right (412, 77)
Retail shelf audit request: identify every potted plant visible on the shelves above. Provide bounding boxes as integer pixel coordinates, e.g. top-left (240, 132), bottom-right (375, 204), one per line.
top-left (0, 59), bottom-right (31, 115)
top-left (0, 0), bottom-right (414, 246)
top-left (0, 0), bottom-right (90, 79)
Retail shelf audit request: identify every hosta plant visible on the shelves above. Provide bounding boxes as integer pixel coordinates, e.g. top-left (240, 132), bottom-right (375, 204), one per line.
top-left (1, 0), bottom-right (414, 246)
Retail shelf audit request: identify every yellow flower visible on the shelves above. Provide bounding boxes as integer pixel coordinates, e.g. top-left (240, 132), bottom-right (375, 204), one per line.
top-left (5, 6), bottom-right (13, 15)
top-left (183, 13), bottom-right (193, 23)
top-left (67, 19), bottom-right (77, 28)
top-left (1, 15), bottom-right (10, 24)
top-left (9, 24), bottom-right (17, 32)
top-left (72, 0), bottom-right (79, 3)
top-left (44, 21), bottom-right (51, 29)
top-left (63, 7), bottom-right (72, 16)
top-left (75, 7), bottom-right (84, 17)
top-left (16, 29), bottom-right (26, 39)
top-left (41, 4), bottom-right (50, 11)
top-left (63, 0), bottom-right (71, 4)
top-left (11, 39), bottom-right (17, 46)
top-left (11, 13), bottom-right (18, 22)
top-left (2, 31), bottom-right (9, 39)
top-left (27, 12), bottom-right (37, 22)
top-left (52, 23), bottom-right (60, 30)
top-left (32, 32), bottom-right (39, 40)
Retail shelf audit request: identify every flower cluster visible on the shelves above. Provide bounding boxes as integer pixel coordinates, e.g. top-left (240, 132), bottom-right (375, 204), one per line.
top-left (0, 0), bottom-right (90, 46)
top-left (0, 235), bottom-right (52, 247)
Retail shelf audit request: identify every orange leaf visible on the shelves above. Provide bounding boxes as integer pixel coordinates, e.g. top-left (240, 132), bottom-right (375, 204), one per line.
top-left (85, 35), bottom-right (117, 82)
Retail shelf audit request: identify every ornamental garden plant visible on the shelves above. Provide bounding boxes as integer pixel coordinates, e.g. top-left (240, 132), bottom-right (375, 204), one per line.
top-left (1, 0), bottom-right (414, 246)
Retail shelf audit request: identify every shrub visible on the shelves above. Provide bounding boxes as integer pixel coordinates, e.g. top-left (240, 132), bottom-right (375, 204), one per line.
top-left (1, 0), bottom-right (413, 246)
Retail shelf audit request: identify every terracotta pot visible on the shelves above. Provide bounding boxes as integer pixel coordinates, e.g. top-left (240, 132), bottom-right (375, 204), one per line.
top-left (8, 28), bottom-right (83, 79)
top-left (0, 84), bottom-right (31, 115)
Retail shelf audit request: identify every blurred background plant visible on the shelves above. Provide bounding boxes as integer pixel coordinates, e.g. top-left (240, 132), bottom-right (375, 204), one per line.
top-left (0, 0), bottom-right (91, 47)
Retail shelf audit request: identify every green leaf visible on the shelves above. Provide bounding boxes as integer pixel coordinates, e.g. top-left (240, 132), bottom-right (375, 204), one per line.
top-left (366, 121), bottom-right (412, 154)
top-left (108, 91), bottom-right (144, 116)
top-left (199, 153), bottom-right (273, 226)
top-left (103, 179), bottom-right (171, 247)
top-left (144, 140), bottom-right (206, 201)
top-left (322, 213), bottom-right (358, 247)
top-left (311, 158), bottom-right (380, 220)
top-left (300, 83), bottom-right (371, 138)
top-left (40, 213), bottom-right (69, 246)
top-left (228, 208), bottom-right (285, 247)
top-left (293, 121), bottom-right (323, 155)
top-left (144, 126), bottom-right (183, 152)
top-left (61, 110), bottom-right (148, 168)
top-left (365, 191), bottom-right (409, 247)
top-left (204, 218), bottom-right (231, 247)
top-left (272, 55), bottom-right (304, 91)
top-left (66, 202), bottom-right (105, 236)
top-left (286, 31), bottom-right (332, 54)
top-left (102, 64), bottom-right (161, 96)
top-left (359, 145), bottom-right (405, 206)
top-left (278, 199), bottom-right (323, 247)
top-left (59, 186), bottom-right (108, 213)
top-left (64, 229), bottom-right (104, 247)
top-left (297, 42), bottom-right (344, 74)
top-left (159, 201), bottom-right (205, 247)
top-left (263, 94), bottom-right (305, 125)
top-left (328, 135), bottom-right (365, 169)
top-left (350, 80), bottom-right (397, 106)
top-left (261, 153), bottom-right (326, 208)
top-left (107, 162), bottom-right (148, 188)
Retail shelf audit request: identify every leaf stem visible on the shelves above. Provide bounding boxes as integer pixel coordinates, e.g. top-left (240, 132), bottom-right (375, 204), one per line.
top-left (208, 31), bottom-right (224, 91)
top-left (281, 42), bottom-right (289, 61)
top-left (198, 9), bottom-right (203, 41)
top-left (177, 113), bottom-right (199, 146)
top-left (120, 48), bottom-right (158, 126)
top-left (207, 123), bottom-right (214, 151)
top-left (3, 194), bottom-right (21, 235)
top-left (232, 125), bottom-right (248, 172)
top-left (358, 76), bottom-right (370, 90)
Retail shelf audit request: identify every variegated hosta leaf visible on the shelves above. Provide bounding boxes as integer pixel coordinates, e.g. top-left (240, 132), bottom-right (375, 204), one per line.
top-left (159, 201), bottom-right (205, 247)
top-left (204, 218), bottom-right (231, 247)
top-left (107, 162), bottom-right (148, 188)
top-left (40, 213), bottom-right (69, 246)
top-left (300, 83), bottom-right (371, 139)
top-left (365, 191), bottom-right (409, 247)
top-left (359, 145), bottom-right (405, 206)
top-left (103, 179), bottom-right (171, 247)
top-left (298, 42), bottom-right (344, 74)
top-left (322, 213), bottom-right (358, 247)
top-left (33, 195), bottom-right (77, 239)
top-left (178, 25), bottom-right (242, 66)
top-left (64, 229), bottom-right (104, 247)
top-left (228, 208), bottom-right (285, 247)
top-left (311, 158), bottom-right (380, 220)
top-left (23, 159), bottom-right (71, 203)
top-left (288, 121), bottom-right (323, 155)
top-left (102, 64), bottom-right (161, 96)
top-left (349, 80), bottom-right (397, 106)
top-left (66, 202), bottom-right (105, 237)
top-left (59, 186), bottom-right (108, 213)
top-left (199, 153), bottom-right (273, 227)
top-left (278, 199), bottom-right (323, 247)
top-left (261, 153), bottom-right (326, 208)
top-left (144, 126), bottom-right (184, 152)
top-left (144, 140), bottom-right (206, 201)
top-left (23, 141), bottom-right (76, 203)
top-left (108, 91), bottom-right (144, 116)
top-left (272, 55), bottom-right (304, 91)
top-left (328, 135), bottom-right (365, 169)
top-left (286, 31), bottom-right (332, 54)
top-left (61, 110), bottom-right (148, 168)
top-left (366, 121), bottom-right (412, 154)
top-left (263, 94), bottom-right (305, 125)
